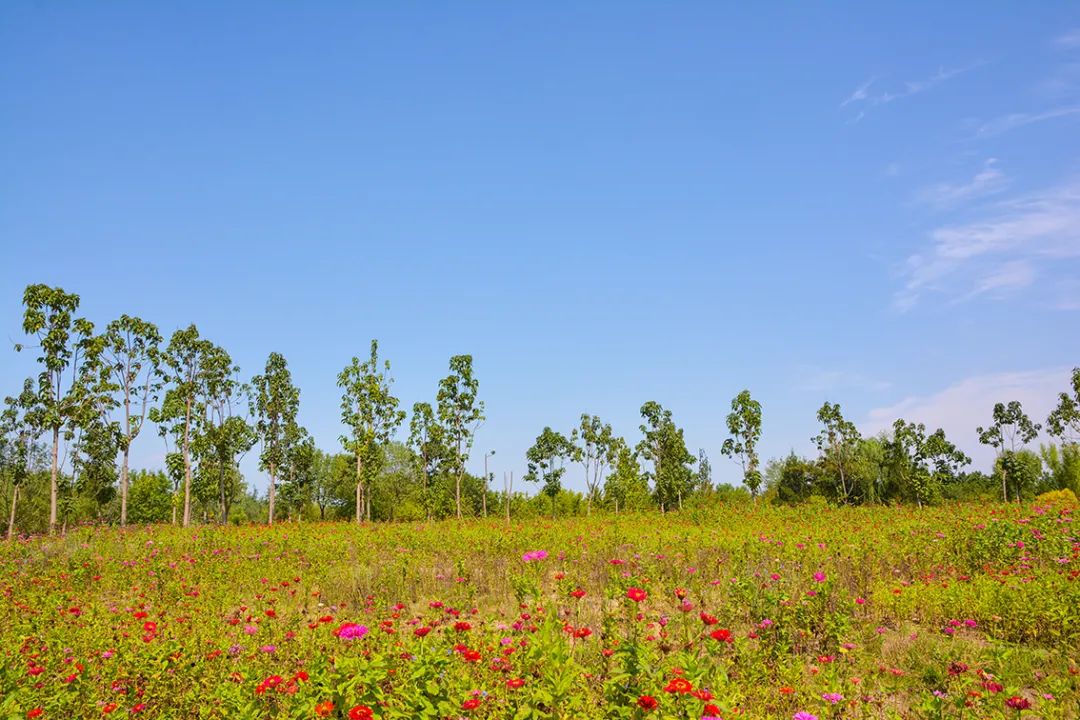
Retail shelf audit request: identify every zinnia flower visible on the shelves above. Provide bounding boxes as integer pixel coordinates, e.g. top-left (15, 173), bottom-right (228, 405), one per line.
top-left (627, 587), bottom-right (648, 602)
top-left (637, 695), bottom-right (658, 711)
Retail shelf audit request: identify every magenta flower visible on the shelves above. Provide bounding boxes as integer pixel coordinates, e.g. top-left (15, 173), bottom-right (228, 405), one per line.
top-left (813, 572), bottom-right (826, 583)
top-left (793, 713), bottom-right (818, 720)
top-left (821, 692), bottom-right (843, 704)
top-left (522, 550), bottom-right (549, 562)
top-left (334, 623), bottom-right (369, 640)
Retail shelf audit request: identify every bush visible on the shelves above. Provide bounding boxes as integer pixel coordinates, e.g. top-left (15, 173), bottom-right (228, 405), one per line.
top-left (1034, 488), bottom-right (1078, 509)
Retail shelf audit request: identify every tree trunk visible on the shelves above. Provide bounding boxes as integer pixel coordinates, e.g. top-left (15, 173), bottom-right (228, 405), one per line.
top-left (455, 437), bottom-right (463, 520)
top-left (267, 464), bottom-right (276, 526)
top-left (219, 460), bottom-right (228, 524)
top-left (182, 401), bottom-right (192, 527)
top-left (355, 451), bottom-right (363, 523)
top-left (7, 485), bottom-right (17, 540)
top-left (49, 426), bottom-right (59, 535)
top-left (120, 447), bottom-right (130, 528)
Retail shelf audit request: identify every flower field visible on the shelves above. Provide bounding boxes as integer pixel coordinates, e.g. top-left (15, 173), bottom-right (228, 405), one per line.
top-left (1, 502), bottom-right (1078, 719)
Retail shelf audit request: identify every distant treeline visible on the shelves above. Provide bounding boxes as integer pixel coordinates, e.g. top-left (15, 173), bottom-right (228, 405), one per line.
top-left (3, 284), bottom-right (1079, 536)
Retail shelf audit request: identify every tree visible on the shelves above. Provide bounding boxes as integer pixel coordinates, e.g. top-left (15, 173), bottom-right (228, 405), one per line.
top-left (694, 449), bottom-right (713, 492)
top-left (1, 380), bottom-right (42, 538)
top-left (1047, 367), bottom-right (1080, 444)
top-left (524, 427), bottom-right (574, 518)
top-left (127, 469), bottom-right (172, 524)
top-left (993, 449), bottom-right (1042, 501)
top-left (408, 402), bottom-right (445, 520)
top-left (767, 452), bottom-right (818, 505)
top-left (251, 352), bottom-right (300, 525)
top-left (977, 401), bottom-right (1041, 502)
top-left (437, 355), bottom-right (484, 520)
top-left (720, 390), bottom-right (763, 498)
top-left (570, 414), bottom-right (615, 515)
top-left (603, 438), bottom-right (650, 512)
top-left (885, 419), bottom-right (969, 506)
top-left (279, 426), bottom-right (315, 520)
top-left (812, 402), bottom-right (861, 504)
top-left (152, 325), bottom-right (215, 527)
top-left (195, 344), bottom-right (254, 524)
top-left (18, 284), bottom-right (103, 534)
top-left (338, 340), bottom-right (405, 523)
top-left (637, 401), bottom-right (695, 511)
top-left (1040, 443), bottom-right (1080, 495)
top-left (101, 315), bottom-right (162, 527)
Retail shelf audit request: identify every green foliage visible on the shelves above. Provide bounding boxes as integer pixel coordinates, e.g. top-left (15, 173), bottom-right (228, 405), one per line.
top-left (720, 389), bottom-right (763, 496)
top-left (812, 401), bottom-right (861, 503)
top-left (338, 340), bottom-right (406, 522)
top-left (436, 354), bottom-right (484, 519)
top-left (570, 414), bottom-right (616, 514)
top-left (1046, 367), bottom-right (1080, 443)
top-left (637, 401), bottom-right (695, 511)
top-left (126, 469), bottom-right (173, 523)
top-left (250, 351), bottom-right (302, 523)
top-left (524, 427), bottom-right (574, 517)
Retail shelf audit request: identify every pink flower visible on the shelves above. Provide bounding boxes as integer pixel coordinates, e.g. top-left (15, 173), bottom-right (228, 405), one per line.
top-left (334, 623), bottom-right (369, 640)
top-left (813, 572), bottom-right (826, 583)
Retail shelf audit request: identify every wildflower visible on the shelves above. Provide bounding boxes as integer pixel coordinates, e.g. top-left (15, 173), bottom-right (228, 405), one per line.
top-left (334, 623), bottom-right (369, 640)
top-left (522, 550), bottom-right (548, 562)
top-left (101, 704), bottom-right (118, 715)
top-left (664, 677), bottom-right (693, 694)
top-left (627, 587), bottom-right (648, 602)
top-left (462, 698), bottom-right (482, 710)
top-left (1005, 696), bottom-right (1031, 710)
top-left (637, 695), bottom-right (658, 710)
top-left (813, 572), bottom-right (826, 583)
top-left (821, 692), bottom-right (843, 704)
top-left (793, 713), bottom-right (818, 720)
top-left (28, 710), bottom-right (43, 719)
top-left (710, 628), bottom-right (733, 643)
top-left (314, 701), bottom-right (334, 717)
top-left (570, 588), bottom-right (586, 599)
top-left (348, 706), bottom-right (374, 720)
top-left (507, 678), bottom-right (525, 689)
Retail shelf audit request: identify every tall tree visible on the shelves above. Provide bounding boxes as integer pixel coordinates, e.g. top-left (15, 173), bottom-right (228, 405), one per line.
top-left (977, 401), bottom-right (1041, 502)
top-left (408, 401), bottom-right (445, 521)
top-left (571, 413), bottom-right (615, 515)
top-left (720, 390), bottom-right (763, 498)
top-left (101, 315), bottom-right (162, 527)
top-left (637, 401), bottom-right (695, 511)
top-left (885, 419), bottom-right (969, 506)
top-left (2, 380), bottom-right (42, 539)
top-left (603, 438), bottom-right (650, 512)
top-left (18, 284), bottom-right (103, 534)
top-left (195, 344), bottom-right (254, 524)
top-left (437, 355), bottom-right (484, 520)
top-left (338, 340), bottom-right (405, 523)
top-left (524, 426), bottom-right (574, 519)
top-left (812, 402), bottom-right (861, 504)
top-left (152, 325), bottom-right (214, 527)
top-left (251, 352), bottom-right (300, 525)
top-left (1047, 367), bottom-right (1080, 444)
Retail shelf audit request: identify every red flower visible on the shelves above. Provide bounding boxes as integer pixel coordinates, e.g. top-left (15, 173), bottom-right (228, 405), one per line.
top-left (348, 706), bottom-right (373, 720)
top-left (27, 710), bottom-right (43, 719)
top-left (626, 587), bottom-right (648, 603)
top-left (462, 698), bottom-right (482, 710)
top-left (507, 678), bottom-right (525, 689)
top-left (570, 588), bottom-right (586, 599)
top-left (637, 695), bottom-right (658, 711)
top-left (709, 628), bottom-right (733, 643)
top-left (699, 612), bottom-right (718, 625)
top-left (414, 626), bottom-right (431, 638)
top-left (315, 701), bottom-right (334, 717)
top-left (101, 705), bottom-right (118, 715)
top-left (1005, 696), bottom-right (1031, 710)
top-left (454, 621), bottom-right (472, 632)
top-left (664, 677), bottom-right (693, 694)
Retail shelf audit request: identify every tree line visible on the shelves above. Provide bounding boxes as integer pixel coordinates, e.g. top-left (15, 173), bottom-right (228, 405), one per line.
top-left (2, 284), bottom-right (1079, 536)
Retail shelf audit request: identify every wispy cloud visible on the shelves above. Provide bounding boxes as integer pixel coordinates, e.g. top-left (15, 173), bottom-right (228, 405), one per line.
top-left (841, 65), bottom-right (975, 120)
top-left (975, 106), bottom-right (1080, 138)
top-left (894, 179), bottom-right (1080, 310)
top-left (1056, 28), bottom-right (1080, 48)
top-left (914, 158), bottom-right (1007, 208)
top-left (863, 367), bottom-right (1068, 469)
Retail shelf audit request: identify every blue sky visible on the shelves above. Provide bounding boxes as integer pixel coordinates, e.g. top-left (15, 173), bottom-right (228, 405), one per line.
top-left (2, 3), bottom-right (1079, 493)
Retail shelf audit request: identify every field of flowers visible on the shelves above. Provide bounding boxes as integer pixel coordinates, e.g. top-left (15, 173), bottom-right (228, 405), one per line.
top-left (0, 502), bottom-right (1078, 719)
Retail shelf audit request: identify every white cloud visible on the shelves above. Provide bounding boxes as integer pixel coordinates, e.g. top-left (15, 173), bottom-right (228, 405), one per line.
top-left (975, 106), bottom-right (1080, 138)
top-left (895, 179), bottom-right (1080, 309)
top-left (863, 367), bottom-right (1069, 469)
top-left (1055, 28), bottom-right (1080, 48)
top-left (841, 66), bottom-right (975, 119)
top-left (915, 158), bottom-right (1007, 208)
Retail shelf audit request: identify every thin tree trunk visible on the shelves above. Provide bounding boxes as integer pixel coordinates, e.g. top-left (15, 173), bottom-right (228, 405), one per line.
top-left (355, 452), bottom-right (363, 523)
top-left (120, 447), bottom-right (130, 528)
top-left (182, 401), bottom-right (192, 527)
top-left (268, 464), bottom-right (276, 526)
top-left (219, 461), bottom-right (228, 524)
top-left (49, 426), bottom-right (59, 535)
top-left (7, 485), bottom-right (18, 540)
